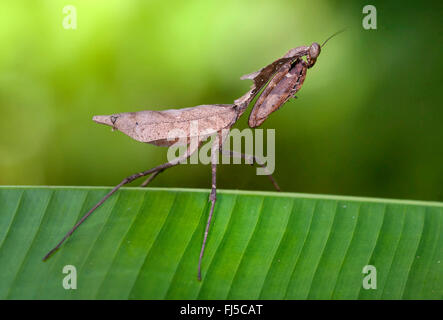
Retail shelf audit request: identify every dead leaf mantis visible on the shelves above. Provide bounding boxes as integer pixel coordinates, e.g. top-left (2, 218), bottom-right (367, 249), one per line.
top-left (43, 31), bottom-right (344, 281)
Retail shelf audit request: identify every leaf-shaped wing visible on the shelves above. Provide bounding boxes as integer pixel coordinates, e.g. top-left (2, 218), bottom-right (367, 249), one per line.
top-left (93, 104), bottom-right (237, 146)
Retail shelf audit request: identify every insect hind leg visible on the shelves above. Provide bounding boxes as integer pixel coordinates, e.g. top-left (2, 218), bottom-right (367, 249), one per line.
top-left (140, 142), bottom-right (201, 187)
top-left (43, 142), bottom-right (201, 262)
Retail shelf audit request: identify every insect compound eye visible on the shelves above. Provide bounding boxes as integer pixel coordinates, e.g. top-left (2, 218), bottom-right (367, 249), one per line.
top-left (309, 42), bottom-right (321, 59)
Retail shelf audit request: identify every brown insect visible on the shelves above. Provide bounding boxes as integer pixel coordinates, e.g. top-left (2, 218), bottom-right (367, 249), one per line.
top-left (43, 31), bottom-right (343, 280)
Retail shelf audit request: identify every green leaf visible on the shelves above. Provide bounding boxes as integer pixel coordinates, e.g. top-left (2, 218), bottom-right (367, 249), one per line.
top-left (0, 186), bottom-right (441, 299)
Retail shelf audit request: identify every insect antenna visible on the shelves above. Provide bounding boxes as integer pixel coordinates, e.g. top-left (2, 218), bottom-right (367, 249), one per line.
top-left (321, 28), bottom-right (347, 48)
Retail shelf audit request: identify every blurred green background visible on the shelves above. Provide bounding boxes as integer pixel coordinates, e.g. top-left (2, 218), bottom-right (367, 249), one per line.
top-left (0, 0), bottom-right (442, 201)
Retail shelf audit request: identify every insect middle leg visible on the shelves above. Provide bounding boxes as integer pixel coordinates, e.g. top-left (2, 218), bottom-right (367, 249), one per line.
top-left (197, 135), bottom-right (219, 281)
top-left (219, 149), bottom-right (280, 191)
